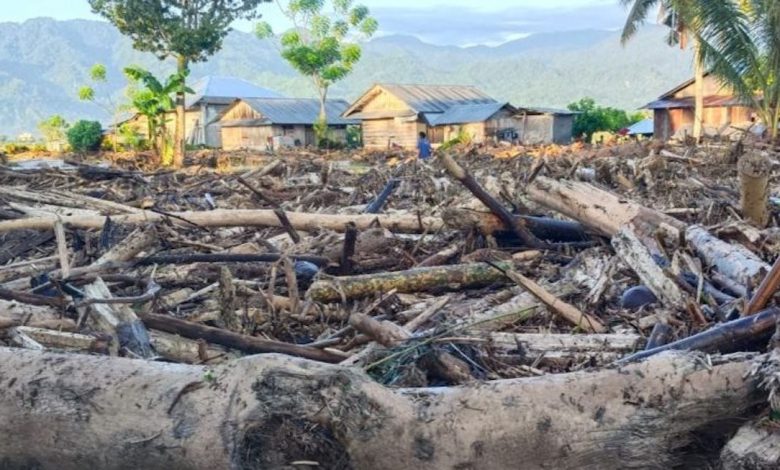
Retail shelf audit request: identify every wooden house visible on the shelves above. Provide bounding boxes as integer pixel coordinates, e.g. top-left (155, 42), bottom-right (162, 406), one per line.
top-left (219, 98), bottom-right (356, 150)
top-left (342, 84), bottom-right (522, 149)
top-left (515, 107), bottom-right (576, 144)
top-left (123, 76), bottom-right (284, 148)
top-left (644, 73), bottom-right (753, 141)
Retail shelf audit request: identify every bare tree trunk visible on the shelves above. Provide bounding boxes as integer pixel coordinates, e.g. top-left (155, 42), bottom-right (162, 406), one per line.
top-left (693, 39), bottom-right (705, 142)
top-left (172, 55), bottom-right (188, 168)
top-left (0, 348), bottom-right (764, 469)
top-left (738, 152), bottom-right (771, 228)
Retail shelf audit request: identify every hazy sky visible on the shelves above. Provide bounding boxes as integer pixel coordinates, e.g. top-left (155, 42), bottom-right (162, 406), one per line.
top-left (1, 0), bottom-right (631, 46)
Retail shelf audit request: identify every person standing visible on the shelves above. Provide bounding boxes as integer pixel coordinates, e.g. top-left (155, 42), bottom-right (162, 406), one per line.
top-left (417, 131), bottom-right (432, 160)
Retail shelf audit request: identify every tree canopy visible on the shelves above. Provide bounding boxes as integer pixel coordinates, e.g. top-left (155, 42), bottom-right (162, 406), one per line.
top-left (89, 0), bottom-right (269, 62)
top-left (567, 98), bottom-right (645, 140)
top-left (256, 0), bottom-right (377, 143)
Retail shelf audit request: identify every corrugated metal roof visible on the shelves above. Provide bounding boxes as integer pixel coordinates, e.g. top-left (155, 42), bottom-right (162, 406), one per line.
top-left (224, 98), bottom-right (358, 126)
top-left (626, 118), bottom-right (654, 135)
top-left (187, 76), bottom-right (285, 108)
top-left (516, 106), bottom-right (577, 116)
top-left (426, 102), bottom-right (511, 126)
top-left (644, 95), bottom-right (749, 109)
top-left (377, 83), bottom-right (497, 113)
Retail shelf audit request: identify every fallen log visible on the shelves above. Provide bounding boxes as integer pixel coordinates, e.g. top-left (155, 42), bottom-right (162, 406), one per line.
top-left (441, 154), bottom-right (544, 247)
top-left (442, 208), bottom-right (589, 242)
top-left (527, 176), bottom-right (770, 287)
top-left (307, 262), bottom-right (512, 303)
top-left (141, 313), bottom-right (343, 363)
top-left (618, 307), bottom-right (780, 364)
top-left (364, 178), bottom-right (400, 214)
top-left (0, 348), bottom-right (764, 469)
top-left (491, 265), bottom-right (606, 333)
top-left (0, 209), bottom-right (444, 234)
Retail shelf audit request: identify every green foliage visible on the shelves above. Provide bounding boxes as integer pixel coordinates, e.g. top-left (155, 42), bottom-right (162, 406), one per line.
top-left (117, 123), bottom-right (147, 151)
top-left (567, 98), bottom-right (645, 139)
top-left (346, 125), bottom-right (362, 148)
top-left (89, 0), bottom-right (270, 63)
top-left (693, 0), bottom-right (780, 138)
top-left (78, 86), bottom-right (95, 102)
top-left (257, 0), bottom-right (377, 143)
top-left (89, 63), bottom-right (107, 82)
top-left (67, 120), bottom-right (103, 153)
top-left (37, 115), bottom-right (70, 144)
top-left (3, 143), bottom-right (30, 155)
top-left (124, 66), bottom-right (191, 164)
top-left (440, 127), bottom-right (474, 151)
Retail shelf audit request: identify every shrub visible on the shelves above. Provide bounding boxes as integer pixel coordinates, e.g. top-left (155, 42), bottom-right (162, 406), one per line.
top-left (3, 143), bottom-right (30, 155)
top-left (67, 120), bottom-right (104, 153)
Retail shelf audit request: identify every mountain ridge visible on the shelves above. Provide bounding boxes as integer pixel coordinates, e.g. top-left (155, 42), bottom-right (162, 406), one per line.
top-left (0, 17), bottom-right (693, 136)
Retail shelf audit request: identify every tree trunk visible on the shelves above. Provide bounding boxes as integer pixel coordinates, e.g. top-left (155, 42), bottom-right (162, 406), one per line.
top-left (0, 209), bottom-right (444, 234)
top-left (526, 177), bottom-right (770, 287)
top-left (737, 152), bottom-right (771, 228)
top-left (307, 262), bottom-right (512, 302)
top-left (0, 348), bottom-right (764, 469)
top-left (172, 55), bottom-right (188, 168)
top-left (693, 38), bottom-right (705, 142)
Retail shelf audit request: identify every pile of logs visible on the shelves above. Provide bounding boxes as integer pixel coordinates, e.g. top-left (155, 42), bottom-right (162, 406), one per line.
top-left (0, 142), bottom-right (779, 468)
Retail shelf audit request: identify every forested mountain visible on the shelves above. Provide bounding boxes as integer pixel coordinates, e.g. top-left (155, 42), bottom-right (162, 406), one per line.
top-left (0, 17), bottom-right (693, 136)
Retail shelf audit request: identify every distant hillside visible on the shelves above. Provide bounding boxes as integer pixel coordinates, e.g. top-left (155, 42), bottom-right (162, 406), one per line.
top-left (0, 18), bottom-right (694, 136)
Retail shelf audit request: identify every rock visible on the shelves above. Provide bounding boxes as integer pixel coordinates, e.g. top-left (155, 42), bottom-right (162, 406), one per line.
top-left (621, 285), bottom-right (658, 310)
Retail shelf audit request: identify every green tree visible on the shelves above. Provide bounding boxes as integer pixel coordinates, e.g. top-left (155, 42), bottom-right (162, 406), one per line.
top-left (89, 0), bottom-right (270, 167)
top-left (67, 120), bottom-right (104, 153)
top-left (256, 0), bottom-right (377, 144)
top-left (568, 98), bottom-right (645, 140)
top-left (37, 115), bottom-right (70, 148)
top-left (78, 63), bottom-right (125, 152)
top-left (691, 0), bottom-right (780, 140)
top-left (124, 66), bottom-right (193, 165)
top-left (620, 0), bottom-right (706, 141)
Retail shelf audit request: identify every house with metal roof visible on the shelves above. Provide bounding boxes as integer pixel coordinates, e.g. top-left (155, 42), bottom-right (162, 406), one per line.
top-left (515, 106), bottom-right (577, 144)
top-left (644, 73), bottom-right (753, 141)
top-left (123, 76), bottom-right (285, 148)
top-left (218, 98), bottom-right (357, 150)
top-left (342, 84), bottom-right (526, 149)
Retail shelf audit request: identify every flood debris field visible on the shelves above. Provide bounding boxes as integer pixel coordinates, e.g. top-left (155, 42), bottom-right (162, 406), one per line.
top-left (1, 142), bottom-right (780, 379)
top-left (1, 141), bottom-right (780, 468)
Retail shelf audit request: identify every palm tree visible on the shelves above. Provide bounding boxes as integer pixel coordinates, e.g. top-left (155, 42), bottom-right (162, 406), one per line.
top-left (693, 0), bottom-right (780, 140)
top-left (620, 0), bottom-right (705, 142)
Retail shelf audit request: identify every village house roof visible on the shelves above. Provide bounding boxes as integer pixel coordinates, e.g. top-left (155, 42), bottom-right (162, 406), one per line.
top-left (219, 98), bottom-right (358, 127)
top-left (515, 106), bottom-right (577, 116)
top-left (343, 83), bottom-right (499, 122)
top-left (643, 72), bottom-right (751, 110)
top-left (187, 76), bottom-right (285, 109)
top-left (426, 102), bottom-right (514, 126)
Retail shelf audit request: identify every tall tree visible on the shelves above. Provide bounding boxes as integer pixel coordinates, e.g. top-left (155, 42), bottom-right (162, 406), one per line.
top-left (256, 0), bottom-right (377, 145)
top-left (89, 0), bottom-right (270, 167)
top-left (620, 0), bottom-right (705, 142)
top-left (693, 0), bottom-right (780, 140)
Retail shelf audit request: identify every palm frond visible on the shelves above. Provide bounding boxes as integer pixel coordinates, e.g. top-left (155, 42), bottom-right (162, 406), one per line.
top-left (620, 0), bottom-right (660, 44)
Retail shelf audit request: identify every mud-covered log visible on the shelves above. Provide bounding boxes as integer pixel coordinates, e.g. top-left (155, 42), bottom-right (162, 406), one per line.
top-left (720, 422), bottom-right (780, 469)
top-left (0, 348), bottom-right (765, 469)
top-left (0, 209), bottom-right (444, 234)
top-left (307, 262), bottom-right (511, 302)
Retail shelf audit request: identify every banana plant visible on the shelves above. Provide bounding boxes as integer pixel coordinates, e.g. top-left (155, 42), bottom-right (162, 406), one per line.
top-left (124, 67), bottom-right (193, 166)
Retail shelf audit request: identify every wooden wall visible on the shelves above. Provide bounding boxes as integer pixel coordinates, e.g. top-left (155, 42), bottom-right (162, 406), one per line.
top-left (362, 119), bottom-right (423, 149)
top-left (222, 125), bottom-right (348, 150)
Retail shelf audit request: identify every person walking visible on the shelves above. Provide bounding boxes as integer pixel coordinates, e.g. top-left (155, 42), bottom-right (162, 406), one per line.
top-left (417, 131), bottom-right (432, 160)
